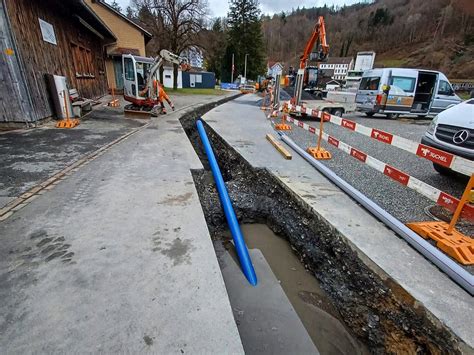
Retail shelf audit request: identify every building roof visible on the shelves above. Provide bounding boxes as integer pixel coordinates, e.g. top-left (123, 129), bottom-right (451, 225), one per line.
top-left (74, 0), bottom-right (117, 43)
top-left (92, 0), bottom-right (152, 42)
top-left (108, 47), bottom-right (141, 56)
top-left (267, 61), bottom-right (283, 69)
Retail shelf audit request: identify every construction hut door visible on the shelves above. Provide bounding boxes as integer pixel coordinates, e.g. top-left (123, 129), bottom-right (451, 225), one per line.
top-left (113, 57), bottom-right (124, 90)
top-left (190, 74), bottom-right (196, 88)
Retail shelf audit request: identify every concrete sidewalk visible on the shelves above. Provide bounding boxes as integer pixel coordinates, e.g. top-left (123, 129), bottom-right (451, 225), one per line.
top-left (201, 94), bottom-right (473, 351)
top-left (0, 92), bottom-right (228, 210)
top-left (0, 93), bottom-right (243, 353)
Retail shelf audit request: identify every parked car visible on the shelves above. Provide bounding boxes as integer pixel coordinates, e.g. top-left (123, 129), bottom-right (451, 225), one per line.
top-left (356, 68), bottom-right (462, 119)
top-left (422, 98), bottom-right (474, 174)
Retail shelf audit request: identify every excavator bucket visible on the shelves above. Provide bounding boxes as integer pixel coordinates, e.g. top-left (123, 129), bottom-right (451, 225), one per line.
top-left (307, 146), bottom-right (331, 160)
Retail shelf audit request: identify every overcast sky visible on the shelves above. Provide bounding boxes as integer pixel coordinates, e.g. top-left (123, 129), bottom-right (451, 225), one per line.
top-left (110, 0), bottom-right (363, 18)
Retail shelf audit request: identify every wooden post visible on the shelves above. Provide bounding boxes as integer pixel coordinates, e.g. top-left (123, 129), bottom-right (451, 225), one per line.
top-left (63, 89), bottom-right (70, 120)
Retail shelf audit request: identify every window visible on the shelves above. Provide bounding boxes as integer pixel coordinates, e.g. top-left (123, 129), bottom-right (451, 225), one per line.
top-left (359, 76), bottom-right (381, 91)
top-left (71, 43), bottom-right (94, 78)
top-left (389, 76), bottom-right (416, 92)
top-left (437, 80), bottom-right (454, 96)
top-left (124, 57), bottom-right (135, 81)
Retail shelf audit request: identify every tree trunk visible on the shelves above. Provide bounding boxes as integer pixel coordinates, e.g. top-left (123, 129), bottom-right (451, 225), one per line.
top-left (173, 63), bottom-right (178, 90)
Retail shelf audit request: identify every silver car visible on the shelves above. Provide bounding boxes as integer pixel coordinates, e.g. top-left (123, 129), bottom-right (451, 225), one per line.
top-left (422, 98), bottom-right (474, 173)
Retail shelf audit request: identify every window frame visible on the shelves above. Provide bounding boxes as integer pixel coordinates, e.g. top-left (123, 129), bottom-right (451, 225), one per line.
top-left (359, 76), bottom-right (381, 91)
top-left (389, 76), bottom-right (416, 93)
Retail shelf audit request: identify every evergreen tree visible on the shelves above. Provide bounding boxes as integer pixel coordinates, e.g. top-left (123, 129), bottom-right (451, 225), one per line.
top-left (222, 0), bottom-right (266, 82)
top-left (205, 18), bottom-right (226, 80)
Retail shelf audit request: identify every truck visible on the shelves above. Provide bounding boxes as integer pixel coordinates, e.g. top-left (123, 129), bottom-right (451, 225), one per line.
top-left (345, 51), bottom-right (376, 91)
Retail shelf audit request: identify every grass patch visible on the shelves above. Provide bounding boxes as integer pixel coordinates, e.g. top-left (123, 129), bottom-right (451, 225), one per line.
top-left (168, 88), bottom-right (226, 96)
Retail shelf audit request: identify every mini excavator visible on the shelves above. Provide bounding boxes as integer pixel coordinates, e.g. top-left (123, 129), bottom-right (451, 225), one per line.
top-left (122, 49), bottom-right (181, 118)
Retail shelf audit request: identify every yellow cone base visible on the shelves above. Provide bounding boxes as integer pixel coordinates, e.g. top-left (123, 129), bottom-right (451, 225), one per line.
top-left (307, 147), bottom-right (331, 160)
top-left (407, 221), bottom-right (474, 265)
top-left (275, 123), bottom-right (292, 131)
top-left (56, 119), bottom-right (80, 129)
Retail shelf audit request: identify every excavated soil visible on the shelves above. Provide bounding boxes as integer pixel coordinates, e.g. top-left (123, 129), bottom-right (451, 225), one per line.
top-left (179, 110), bottom-right (466, 354)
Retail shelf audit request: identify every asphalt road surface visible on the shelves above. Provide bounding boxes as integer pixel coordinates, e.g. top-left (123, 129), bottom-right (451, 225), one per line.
top-left (284, 112), bottom-right (471, 232)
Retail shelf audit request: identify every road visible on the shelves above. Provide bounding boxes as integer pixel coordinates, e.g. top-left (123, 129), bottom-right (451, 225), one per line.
top-left (284, 111), bottom-right (471, 232)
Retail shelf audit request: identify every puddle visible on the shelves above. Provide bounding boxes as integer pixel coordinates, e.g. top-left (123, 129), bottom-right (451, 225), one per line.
top-left (220, 224), bottom-right (369, 355)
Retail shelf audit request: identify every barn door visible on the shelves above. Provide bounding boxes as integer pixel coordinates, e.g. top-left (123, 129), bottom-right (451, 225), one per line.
top-left (0, 1), bottom-right (34, 123)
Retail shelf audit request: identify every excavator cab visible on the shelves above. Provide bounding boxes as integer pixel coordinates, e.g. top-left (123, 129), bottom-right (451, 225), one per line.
top-left (122, 54), bottom-right (155, 106)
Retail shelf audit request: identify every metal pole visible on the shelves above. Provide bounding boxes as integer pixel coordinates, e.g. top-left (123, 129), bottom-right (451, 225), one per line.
top-left (244, 53), bottom-right (248, 83)
top-left (278, 132), bottom-right (474, 295)
top-left (231, 53), bottom-right (234, 83)
top-left (196, 119), bottom-right (257, 286)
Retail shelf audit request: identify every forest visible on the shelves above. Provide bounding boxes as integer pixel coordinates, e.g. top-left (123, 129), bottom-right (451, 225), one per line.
top-left (262, 0), bottom-right (474, 78)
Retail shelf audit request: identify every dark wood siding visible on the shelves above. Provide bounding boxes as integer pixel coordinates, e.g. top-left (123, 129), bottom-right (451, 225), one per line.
top-left (4, 0), bottom-right (108, 120)
top-left (0, 0), bottom-right (34, 123)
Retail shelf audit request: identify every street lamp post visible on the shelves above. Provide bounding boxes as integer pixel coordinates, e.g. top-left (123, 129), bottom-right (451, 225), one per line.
top-left (231, 53), bottom-right (234, 83)
top-left (244, 53), bottom-right (249, 84)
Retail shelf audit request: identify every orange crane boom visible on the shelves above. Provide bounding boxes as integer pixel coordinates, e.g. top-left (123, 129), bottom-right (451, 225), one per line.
top-left (299, 16), bottom-right (329, 69)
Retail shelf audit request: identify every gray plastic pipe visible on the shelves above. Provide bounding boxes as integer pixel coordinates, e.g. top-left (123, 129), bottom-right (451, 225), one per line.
top-left (278, 132), bottom-right (474, 295)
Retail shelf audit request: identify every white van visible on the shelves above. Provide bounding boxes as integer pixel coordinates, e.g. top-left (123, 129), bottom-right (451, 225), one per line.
top-left (355, 68), bottom-right (461, 119)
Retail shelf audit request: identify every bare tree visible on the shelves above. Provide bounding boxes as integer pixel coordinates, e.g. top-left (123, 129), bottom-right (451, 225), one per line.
top-left (132, 0), bottom-right (208, 89)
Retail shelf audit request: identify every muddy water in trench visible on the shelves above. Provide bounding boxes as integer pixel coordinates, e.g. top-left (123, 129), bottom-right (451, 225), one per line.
top-left (222, 224), bottom-right (369, 355)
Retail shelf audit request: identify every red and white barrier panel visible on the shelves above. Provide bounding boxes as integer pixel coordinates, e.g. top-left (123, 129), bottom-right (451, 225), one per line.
top-left (283, 115), bottom-right (474, 221)
top-left (283, 103), bottom-right (474, 176)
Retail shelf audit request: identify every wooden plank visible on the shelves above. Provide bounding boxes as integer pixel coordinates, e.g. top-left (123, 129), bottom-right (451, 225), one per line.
top-left (266, 134), bottom-right (292, 160)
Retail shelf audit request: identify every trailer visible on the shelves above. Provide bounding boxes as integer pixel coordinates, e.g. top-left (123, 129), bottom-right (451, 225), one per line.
top-left (295, 90), bottom-right (356, 117)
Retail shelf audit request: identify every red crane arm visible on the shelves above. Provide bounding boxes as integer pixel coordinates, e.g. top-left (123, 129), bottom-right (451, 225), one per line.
top-left (299, 16), bottom-right (329, 69)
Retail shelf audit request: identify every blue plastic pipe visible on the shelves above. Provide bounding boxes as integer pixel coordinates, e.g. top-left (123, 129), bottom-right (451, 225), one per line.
top-left (196, 119), bottom-right (258, 286)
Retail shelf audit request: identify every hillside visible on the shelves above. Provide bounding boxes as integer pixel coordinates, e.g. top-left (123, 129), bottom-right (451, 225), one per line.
top-left (262, 0), bottom-right (474, 78)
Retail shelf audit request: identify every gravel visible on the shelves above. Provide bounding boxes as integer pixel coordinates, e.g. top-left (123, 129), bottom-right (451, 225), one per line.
top-left (284, 112), bottom-right (471, 232)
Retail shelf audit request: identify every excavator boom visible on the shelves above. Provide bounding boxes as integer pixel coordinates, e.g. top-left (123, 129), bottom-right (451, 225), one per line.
top-left (299, 16), bottom-right (329, 69)
top-left (292, 16), bottom-right (329, 105)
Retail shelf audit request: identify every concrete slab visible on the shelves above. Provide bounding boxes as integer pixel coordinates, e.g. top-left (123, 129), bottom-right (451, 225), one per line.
top-left (218, 245), bottom-right (318, 354)
top-left (0, 94), bottom-right (243, 353)
top-left (202, 94), bottom-right (474, 349)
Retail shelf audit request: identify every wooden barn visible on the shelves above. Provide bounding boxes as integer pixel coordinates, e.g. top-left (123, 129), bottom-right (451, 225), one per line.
top-left (0, 0), bottom-right (116, 125)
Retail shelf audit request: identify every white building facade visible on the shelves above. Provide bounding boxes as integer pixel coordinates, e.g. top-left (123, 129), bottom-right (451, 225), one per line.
top-left (318, 57), bottom-right (354, 81)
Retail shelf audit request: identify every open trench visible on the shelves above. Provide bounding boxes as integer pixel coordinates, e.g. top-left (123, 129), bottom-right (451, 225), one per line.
top-left (179, 107), bottom-right (464, 354)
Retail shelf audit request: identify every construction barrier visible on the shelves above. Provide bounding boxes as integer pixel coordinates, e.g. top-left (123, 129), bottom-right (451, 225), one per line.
top-left (280, 114), bottom-right (474, 222)
top-left (283, 102), bottom-right (474, 176)
top-left (407, 174), bottom-right (474, 265)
